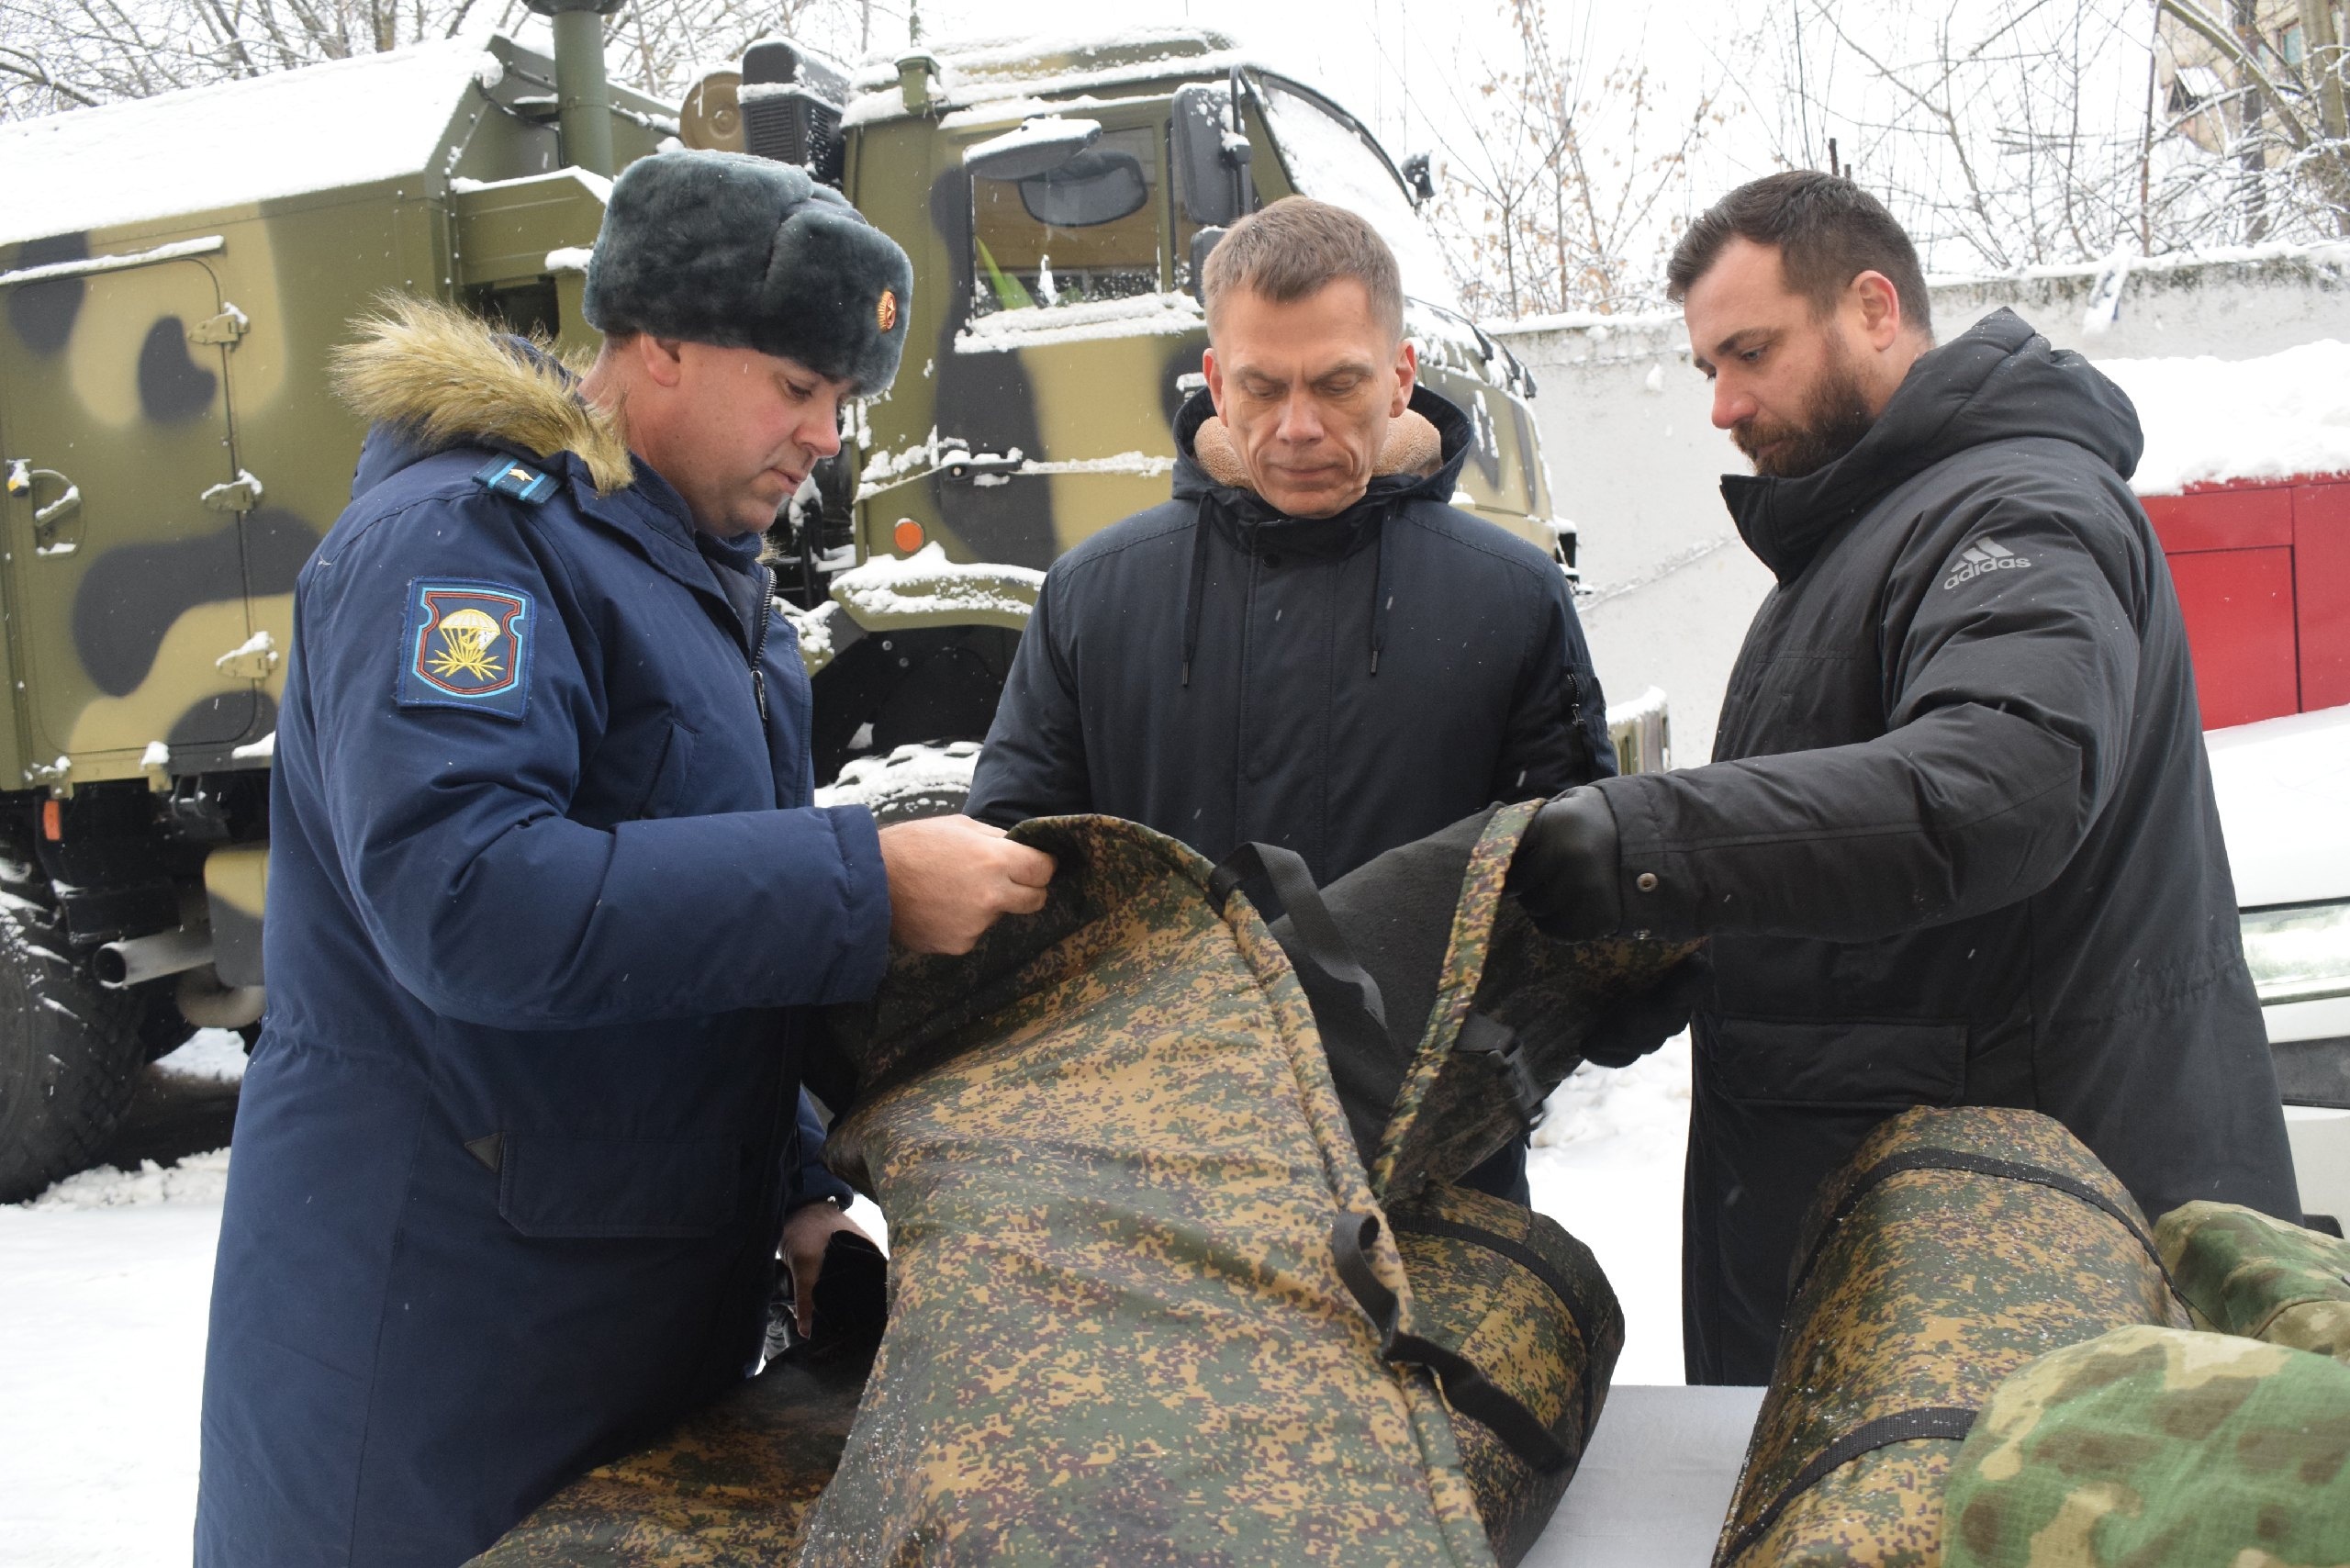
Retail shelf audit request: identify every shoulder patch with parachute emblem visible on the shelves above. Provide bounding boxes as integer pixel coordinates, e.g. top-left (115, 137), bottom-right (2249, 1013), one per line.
top-left (397, 578), bottom-right (534, 720)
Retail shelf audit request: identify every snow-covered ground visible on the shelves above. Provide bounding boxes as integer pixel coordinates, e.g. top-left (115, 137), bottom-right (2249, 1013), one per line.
top-left (0, 1033), bottom-right (243, 1567)
top-left (1527, 1036), bottom-right (1693, 1385)
top-left (0, 1027), bottom-right (1689, 1566)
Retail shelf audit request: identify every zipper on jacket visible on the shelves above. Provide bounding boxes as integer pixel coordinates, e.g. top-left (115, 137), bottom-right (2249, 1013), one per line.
top-left (751, 563), bottom-right (772, 723)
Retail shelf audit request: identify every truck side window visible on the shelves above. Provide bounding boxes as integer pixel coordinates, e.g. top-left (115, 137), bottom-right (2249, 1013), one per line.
top-left (972, 125), bottom-right (1164, 315)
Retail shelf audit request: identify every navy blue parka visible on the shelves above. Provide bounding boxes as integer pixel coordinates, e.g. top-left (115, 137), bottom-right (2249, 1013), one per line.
top-left (196, 314), bottom-right (888, 1567)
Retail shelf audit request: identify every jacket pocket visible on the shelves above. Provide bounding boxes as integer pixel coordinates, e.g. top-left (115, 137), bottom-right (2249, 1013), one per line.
top-left (628, 719), bottom-right (700, 821)
top-left (497, 1133), bottom-right (743, 1238)
top-left (1704, 1014), bottom-right (1966, 1109)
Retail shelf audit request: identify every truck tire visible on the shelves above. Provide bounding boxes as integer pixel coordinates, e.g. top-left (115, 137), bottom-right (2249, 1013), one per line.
top-left (818, 740), bottom-right (981, 824)
top-left (0, 893), bottom-right (149, 1203)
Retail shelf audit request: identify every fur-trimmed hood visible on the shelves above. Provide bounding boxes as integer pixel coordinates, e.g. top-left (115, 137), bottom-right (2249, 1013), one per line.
top-left (1188, 405), bottom-right (1443, 491)
top-left (329, 297), bottom-right (635, 496)
top-left (1169, 385), bottom-right (1472, 519)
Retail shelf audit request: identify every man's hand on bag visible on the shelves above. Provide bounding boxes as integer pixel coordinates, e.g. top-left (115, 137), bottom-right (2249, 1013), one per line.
top-left (780, 1200), bottom-right (872, 1337)
top-left (878, 814), bottom-right (1056, 955)
top-left (1505, 787), bottom-right (1624, 942)
top-left (1579, 951), bottom-right (1710, 1069)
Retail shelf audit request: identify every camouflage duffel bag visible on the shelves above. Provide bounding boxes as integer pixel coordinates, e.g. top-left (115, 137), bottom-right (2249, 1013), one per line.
top-left (1383, 1180), bottom-right (1626, 1567)
top-left (1941, 1324), bottom-right (2350, 1566)
top-left (1712, 1106), bottom-right (2188, 1568)
top-left (483, 803), bottom-right (1683, 1567)
top-left (2157, 1199), bottom-right (2350, 1362)
top-left (1241, 801), bottom-right (1668, 1563)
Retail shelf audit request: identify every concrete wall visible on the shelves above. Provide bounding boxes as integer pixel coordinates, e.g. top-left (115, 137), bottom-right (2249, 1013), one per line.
top-left (1495, 244), bottom-right (2350, 761)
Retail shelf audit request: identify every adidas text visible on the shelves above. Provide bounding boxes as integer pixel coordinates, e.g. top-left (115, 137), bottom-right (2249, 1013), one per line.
top-left (1943, 537), bottom-right (2031, 588)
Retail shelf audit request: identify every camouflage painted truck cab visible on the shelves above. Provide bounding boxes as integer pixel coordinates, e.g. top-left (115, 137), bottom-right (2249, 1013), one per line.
top-left (0, 30), bottom-right (660, 1198)
top-left (0, 24), bottom-right (1605, 1195)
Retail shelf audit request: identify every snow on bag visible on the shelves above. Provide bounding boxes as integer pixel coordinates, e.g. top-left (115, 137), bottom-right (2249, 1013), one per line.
top-left (477, 804), bottom-right (1693, 1565)
top-left (1712, 1107), bottom-right (2186, 1568)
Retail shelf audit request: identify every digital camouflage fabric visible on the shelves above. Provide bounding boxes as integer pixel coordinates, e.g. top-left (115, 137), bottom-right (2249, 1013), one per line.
top-left (1260, 797), bottom-right (1668, 1562)
top-left (1389, 1181), bottom-right (1625, 1566)
top-left (1369, 802), bottom-right (1698, 1202)
top-left (1255, 798), bottom-right (1697, 1200)
top-left (1715, 1107), bottom-right (2186, 1568)
top-left (467, 1351), bottom-right (869, 1566)
top-left (2157, 1199), bottom-right (2350, 1363)
top-left (1942, 1324), bottom-right (2350, 1568)
top-left (800, 813), bottom-right (1495, 1567)
top-left (476, 808), bottom-right (1681, 1565)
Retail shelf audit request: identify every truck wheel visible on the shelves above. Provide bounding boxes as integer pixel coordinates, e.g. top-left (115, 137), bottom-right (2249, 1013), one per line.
top-left (819, 740), bottom-right (982, 823)
top-left (809, 626), bottom-right (1016, 786)
top-left (0, 899), bottom-right (148, 1202)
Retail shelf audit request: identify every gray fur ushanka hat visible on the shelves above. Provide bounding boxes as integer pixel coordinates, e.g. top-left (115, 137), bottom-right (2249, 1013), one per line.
top-left (583, 150), bottom-right (914, 394)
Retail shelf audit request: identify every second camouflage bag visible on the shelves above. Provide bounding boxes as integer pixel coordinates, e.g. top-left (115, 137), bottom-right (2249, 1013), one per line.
top-left (1712, 1105), bottom-right (2186, 1568)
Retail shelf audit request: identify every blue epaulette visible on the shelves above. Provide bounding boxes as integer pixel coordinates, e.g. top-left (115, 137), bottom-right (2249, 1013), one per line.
top-left (474, 456), bottom-right (559, 505)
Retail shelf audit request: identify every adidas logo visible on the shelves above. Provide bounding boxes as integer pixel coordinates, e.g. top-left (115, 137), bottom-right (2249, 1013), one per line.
top-left (1943, 536), bottom-right (2031, 588)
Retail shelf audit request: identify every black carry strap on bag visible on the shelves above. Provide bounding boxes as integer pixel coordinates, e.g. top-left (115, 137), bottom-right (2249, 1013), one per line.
top-left (1211, 841), bottom-right (1404, 1164)
top-left (1212, 840), bottom-right (1575, 1478)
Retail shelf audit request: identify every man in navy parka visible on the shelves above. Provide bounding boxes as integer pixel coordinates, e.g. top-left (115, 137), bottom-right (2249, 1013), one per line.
top-left (195, 151), bottom-right (1054, 1567)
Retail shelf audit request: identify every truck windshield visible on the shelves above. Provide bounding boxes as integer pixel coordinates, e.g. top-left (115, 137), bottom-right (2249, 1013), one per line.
top-left (1254, 77), bottom-right (1462, 314)
top-left (970, 124), bottom-right (1165, 315)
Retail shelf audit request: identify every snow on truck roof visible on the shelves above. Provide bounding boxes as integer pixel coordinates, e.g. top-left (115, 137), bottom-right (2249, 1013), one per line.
top-left (2100, 339), bottom-right (2350, 496)
top-left (0, 35), bottom-right (502, 249)
top-left (852, 26), bottom-right (1236, 84)
top-left (843, 28), bottom-right (1248, 127)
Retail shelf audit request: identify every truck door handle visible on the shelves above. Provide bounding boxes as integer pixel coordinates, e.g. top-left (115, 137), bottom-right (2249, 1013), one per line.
top-left (6, 461), bottom-right (82, 554)
top-left (200, 470), bottom-right (264, 513)
top-left (940, 454), bottom-right (1026, 482)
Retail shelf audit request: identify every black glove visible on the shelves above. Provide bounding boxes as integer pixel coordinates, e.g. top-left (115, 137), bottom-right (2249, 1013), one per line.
top-left (1578, 949), bottom-right (1709, 1068)
top-left (1506, 788), bottom-right (1623, 942)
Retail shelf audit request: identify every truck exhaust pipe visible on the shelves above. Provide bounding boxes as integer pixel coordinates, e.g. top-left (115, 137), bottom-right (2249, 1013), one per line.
top-left (95, 923), bottom-right (211, 989)
top-left (531, 0), bottom-right (621, 177)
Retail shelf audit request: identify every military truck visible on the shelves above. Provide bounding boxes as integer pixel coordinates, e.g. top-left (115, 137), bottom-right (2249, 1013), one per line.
top-left (0, 18), bottom-right (1632, 1198)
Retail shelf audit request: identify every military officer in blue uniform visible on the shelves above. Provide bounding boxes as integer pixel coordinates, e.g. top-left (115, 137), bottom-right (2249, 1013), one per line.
top-left (195, 151), bottom-right (1054, 1567)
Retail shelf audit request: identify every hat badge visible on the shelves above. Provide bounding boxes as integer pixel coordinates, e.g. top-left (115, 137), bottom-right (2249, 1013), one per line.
top-left (877, 288), bottom-right (899, 332)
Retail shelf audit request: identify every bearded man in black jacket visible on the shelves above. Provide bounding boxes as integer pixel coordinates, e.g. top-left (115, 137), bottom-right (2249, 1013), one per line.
top-left (968, 196), bottom-right (1649, 1204)
top-left (1510, 172), bottom-right (2301, 1383)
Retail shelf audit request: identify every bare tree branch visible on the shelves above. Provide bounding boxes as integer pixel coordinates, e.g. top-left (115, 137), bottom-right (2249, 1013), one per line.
top-left (2161, 0), bottom-right (2318, 148)
top-left (1423, 0), bottom-right (1734, 317)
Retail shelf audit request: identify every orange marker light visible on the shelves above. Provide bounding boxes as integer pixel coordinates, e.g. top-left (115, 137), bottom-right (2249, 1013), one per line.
top-left (40, 799), bottom-right (61, 841)
top-left (893, 519), bottom-right (926, 555)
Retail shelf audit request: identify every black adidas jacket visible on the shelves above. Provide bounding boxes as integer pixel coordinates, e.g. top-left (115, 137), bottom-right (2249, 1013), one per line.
top-left (968, 386), bottom-right (1613, 885)
top-left (1587, 309), bottom-right (2300, 1379)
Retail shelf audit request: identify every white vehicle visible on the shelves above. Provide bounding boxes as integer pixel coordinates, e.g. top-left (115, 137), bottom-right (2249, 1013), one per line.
top-left (2207, 708), bottom-right (2350, 1226)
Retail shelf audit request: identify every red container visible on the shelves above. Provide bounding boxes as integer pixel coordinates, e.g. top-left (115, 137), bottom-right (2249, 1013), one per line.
top-left (2143, 476), bottom-right (2350, 730)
